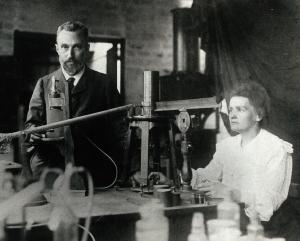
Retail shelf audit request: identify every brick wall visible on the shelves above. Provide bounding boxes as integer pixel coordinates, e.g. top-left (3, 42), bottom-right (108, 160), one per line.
top-left (0, 0), bottom-right (179, 104)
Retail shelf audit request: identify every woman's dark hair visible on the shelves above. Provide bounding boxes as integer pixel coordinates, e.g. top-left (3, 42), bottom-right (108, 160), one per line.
top-left (229, 81), bottom-right (271, 125)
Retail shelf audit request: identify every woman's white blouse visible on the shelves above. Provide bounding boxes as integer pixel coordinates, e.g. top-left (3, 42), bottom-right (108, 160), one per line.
top-left (191, 129), bottom-right (293, 221)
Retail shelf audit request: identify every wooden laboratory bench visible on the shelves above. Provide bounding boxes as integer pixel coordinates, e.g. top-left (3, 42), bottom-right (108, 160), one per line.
top-left (4, 187), bottom-right (229, 241)
top-left (8, 182), bottom-right (300, 241)
top-left (5, 186), bottom-right (300, 241)
top-left (8, 182), bottom-right (299, 224)
top-left (6, 188), bottom-right (215, 221)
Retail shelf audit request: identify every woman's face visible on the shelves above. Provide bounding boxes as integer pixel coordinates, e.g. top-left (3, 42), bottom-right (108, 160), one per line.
top-left (228, 96), bottom-right (261, 133)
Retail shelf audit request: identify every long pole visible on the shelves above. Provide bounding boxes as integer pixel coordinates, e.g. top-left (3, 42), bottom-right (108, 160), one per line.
top-left (0, 104), bottom-right (132, 141)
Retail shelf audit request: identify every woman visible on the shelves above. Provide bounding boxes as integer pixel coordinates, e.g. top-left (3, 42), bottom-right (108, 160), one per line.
top-left (192, 82), bottom-right (292, 223)
top-left (153, 82), bottom-right (295, 238)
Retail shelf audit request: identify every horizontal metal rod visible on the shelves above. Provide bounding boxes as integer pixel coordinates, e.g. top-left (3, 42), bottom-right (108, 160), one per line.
top-left (0, 104), bottom-right (132, 141)
top-left (155, 97), bottom-right (218, 112)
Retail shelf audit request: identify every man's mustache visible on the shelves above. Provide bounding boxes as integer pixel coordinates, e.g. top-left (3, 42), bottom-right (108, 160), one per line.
top-left (65, 59), bottom-right (78, 64)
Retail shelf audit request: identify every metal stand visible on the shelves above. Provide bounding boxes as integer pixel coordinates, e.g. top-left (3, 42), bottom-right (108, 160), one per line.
top-left (128, 116), bottom-right (174, 188)
top-left (176, 109), bottom-right (193, 191)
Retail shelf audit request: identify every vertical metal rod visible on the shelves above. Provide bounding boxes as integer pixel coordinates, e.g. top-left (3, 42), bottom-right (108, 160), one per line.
top-left (140, 122), bottom-right (150, 186)
top-left (143, 71), bottom-right (159, 117)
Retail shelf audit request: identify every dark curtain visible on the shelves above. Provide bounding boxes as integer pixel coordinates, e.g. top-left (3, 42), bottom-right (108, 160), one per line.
top-left (200, 0), bottom-right (300, 182)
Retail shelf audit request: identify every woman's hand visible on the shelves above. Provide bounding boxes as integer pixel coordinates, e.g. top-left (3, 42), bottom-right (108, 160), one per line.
top-left (196, 181), bottom-right (241, 201)
top-left (196, 181), bottom-right (230, 198)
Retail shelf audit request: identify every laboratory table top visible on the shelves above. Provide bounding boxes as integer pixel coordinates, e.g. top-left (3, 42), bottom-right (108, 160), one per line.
top-left (6, 187), bottom-right (220, 226)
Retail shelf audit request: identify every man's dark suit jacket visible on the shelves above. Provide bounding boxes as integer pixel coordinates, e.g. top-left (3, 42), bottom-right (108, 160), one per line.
top-left (25, 67), bottom-right (126, 187)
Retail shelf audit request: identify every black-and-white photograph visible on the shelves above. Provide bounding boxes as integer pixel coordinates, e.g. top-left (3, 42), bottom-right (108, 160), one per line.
top-left (0, 0), bottom-right (300, 240)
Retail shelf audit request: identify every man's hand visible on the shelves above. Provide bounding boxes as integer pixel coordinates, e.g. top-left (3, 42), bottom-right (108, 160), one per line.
top-left (29, 132), bottom-right (46, 143)
top-left (148, 172), bottom-right (170, 185)
top-left (26, 125), bottom-right (48, 143)
top-left (130, 171), bottom-right (170, 187)
top-left (130, 171), bottom-right (143, 187)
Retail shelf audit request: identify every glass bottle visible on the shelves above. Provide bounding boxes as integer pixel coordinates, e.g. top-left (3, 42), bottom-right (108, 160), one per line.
top-left (217, 189), bottom-right (240, 228)
top-left (49, 205), bottom-right (79, 241)
top-left (0, 221), bottom-right (4, 241)
top-left (246, 211), bottom-right (264, 241)
top-left (207, 189), bottom-right (241, 241)
top-left (135, 199), bottom-right (168, 241)
top-left (188, 212), bottom-right (207, 241)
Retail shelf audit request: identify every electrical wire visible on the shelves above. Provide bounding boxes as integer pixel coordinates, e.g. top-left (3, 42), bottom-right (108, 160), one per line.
top-left (85, 136), bottom-right (118, 190)
top-left (78, 224), bottom-right (96, 241)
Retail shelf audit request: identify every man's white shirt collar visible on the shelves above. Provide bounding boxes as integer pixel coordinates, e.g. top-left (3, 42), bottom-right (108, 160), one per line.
top-left (62, 66), bottom-right (85, 86)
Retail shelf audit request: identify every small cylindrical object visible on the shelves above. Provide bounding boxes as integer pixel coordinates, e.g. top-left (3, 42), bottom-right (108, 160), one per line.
top-left (188, 212), bottom-right (207, 241)
top-left (217, 190), bottom-right (240, 228)
top-left (171, 191), bottom-right (181, 206)
top-left (153, 184), bottom-right (170, 198)
top-left (206, 219), bottom-right (240, 241)
top-left (157, 188), bottom-right (172, 207)
top-left (49, 206), bottom-right (79, 241)
top-left (47, 76), bottom-right (65, 138)
top-left (0, 221), bottom-right (4, 241)
top-left (143, 71), bottom-right (159, 117)
top-left (192, 191), bottom-right (207, 205)
top-left (136, 199), bottom-right (168, 241)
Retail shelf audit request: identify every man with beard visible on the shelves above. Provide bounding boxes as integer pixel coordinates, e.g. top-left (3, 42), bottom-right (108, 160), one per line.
top-left (24, 21), bottom-right (126, 188)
